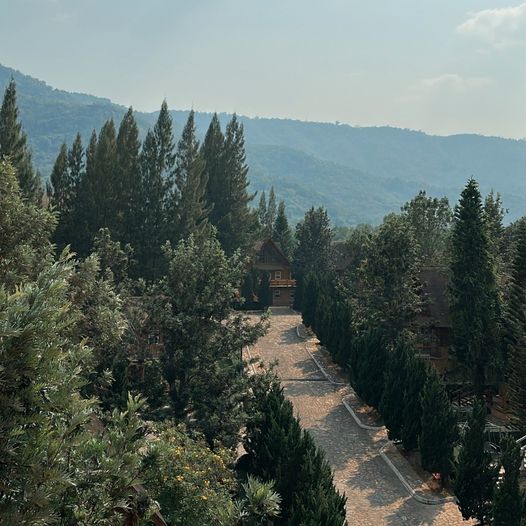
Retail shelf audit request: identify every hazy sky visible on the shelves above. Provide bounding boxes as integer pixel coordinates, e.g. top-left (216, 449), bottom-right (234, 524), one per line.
top-left (1, 0), bottom-right (526, 138)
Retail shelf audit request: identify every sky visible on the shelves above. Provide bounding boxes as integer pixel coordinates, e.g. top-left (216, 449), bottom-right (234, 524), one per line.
top-left (1, 0), bottom-right (525, 138)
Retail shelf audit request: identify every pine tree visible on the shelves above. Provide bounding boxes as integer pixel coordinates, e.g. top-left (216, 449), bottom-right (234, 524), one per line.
top-left (379, 338), bottom-right (410, 441)
top-left (455, 399), bottom-right (498, 525)
top-left (115, 107), bottom-right (141, 244)
top-left (493, 435), bottom-right (523, 526)
top-left (218, 114), bottom-right (257, 255)
top-left (274, 200), bottom-right (294, 260)
top-left (49, 135), bottom-right (84, 250)
top-left (266, 186), bottom-right (277, 238)
top-left (169, 110), bottom-right (210, 243)
top-left (450, 179), bottom-right (500, 397)
top-left (202, 113), bottom-right (225, 225)
top-left (258, 191), bottom-right (267, 233)
top-left (401, 354), bottom-right (429, 451)
top-left (0, 78), bottom-right (42, 202)
top-left (419, 368), bottom-right (457, 486)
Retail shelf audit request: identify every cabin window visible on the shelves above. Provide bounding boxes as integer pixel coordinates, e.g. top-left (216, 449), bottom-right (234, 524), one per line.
top-left (274, 289), bottom-right (281, 297)
top-left (275, 271), bottom-right (282, 280)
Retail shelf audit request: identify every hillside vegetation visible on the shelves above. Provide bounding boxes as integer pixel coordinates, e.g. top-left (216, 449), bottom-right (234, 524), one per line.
top-left (2, 63), bottom-right (526, 224)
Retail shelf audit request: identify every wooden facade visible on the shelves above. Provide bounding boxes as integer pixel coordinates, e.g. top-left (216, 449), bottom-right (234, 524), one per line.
top-left (252, 239), bottom-right (296, 307)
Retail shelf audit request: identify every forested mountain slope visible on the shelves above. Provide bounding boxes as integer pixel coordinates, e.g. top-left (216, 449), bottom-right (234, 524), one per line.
top-left (2, 63), bottom-right (525, 224)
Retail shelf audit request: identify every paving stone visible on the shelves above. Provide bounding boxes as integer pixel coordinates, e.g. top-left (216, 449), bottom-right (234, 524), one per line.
top-left (247, 309), bottom-right (472, 526)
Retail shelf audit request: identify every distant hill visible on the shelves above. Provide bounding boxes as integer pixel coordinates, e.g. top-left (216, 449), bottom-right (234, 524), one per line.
top-left (2, 63), bottom-right (526, 225)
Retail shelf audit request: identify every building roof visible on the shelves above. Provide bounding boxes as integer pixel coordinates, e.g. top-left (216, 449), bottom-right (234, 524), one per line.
top-left (418, 267), bottom-right (450, 327)
top-left (253, 238), bottom-right (291, 267)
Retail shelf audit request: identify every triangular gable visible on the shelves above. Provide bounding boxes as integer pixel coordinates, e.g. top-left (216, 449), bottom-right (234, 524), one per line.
top-left (255, 238), bottom-right (291, 267)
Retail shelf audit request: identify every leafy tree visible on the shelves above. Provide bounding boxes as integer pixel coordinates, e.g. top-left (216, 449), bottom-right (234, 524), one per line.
top-left (356, 213), bottom-right (420, 340)
top-left (419, 368), bottom-right (457, 486)
top-left (493, 435), bottom-right (524, 526)
top-left (449, 179), bottom-right (500, 397)
top-left (0, 160), bottom-right (56, 290)
top-left (401, 354), bottom-right (429, 451)
top-left (401, 190), bottom-right (452, 264)
top-left (157, 235), bottom-right (265, 447)
top-left (0, 78), bottom-right (41, 202)
top-left (273, 200), bottom-right (294, 260)
top-left (455, 399), bottom-right (498, 525)
top-left (379, 338), bottom-right (410, 441)
top-left (0, 257), bottom-right (93, 524)
top-left (169, 110), bottom-right (210, 243)
top-left (143, 422), bottom-right (237, 526)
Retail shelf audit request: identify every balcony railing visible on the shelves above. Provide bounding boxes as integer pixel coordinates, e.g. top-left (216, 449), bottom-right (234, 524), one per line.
top-left (270, 279), bottom-right (296, 288)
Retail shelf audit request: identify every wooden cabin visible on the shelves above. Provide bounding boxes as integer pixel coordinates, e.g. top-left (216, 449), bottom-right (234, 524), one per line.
top-left (414, 268), bottom-right (451, 373)
top-left (252, 239), bottom-right (296, 307)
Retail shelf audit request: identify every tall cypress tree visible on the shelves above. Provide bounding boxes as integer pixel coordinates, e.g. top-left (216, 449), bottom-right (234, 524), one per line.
top-left (274, 200), bottom-right (293, 260)
top-left (450, 179), bottom-right (500, 397)
top-left (257, 191), bottom-right (267, 234)
top-left (48, 143), bottom-right (69, 211)
top-left (170, 110), bottom-right (210, 243)
top-left (419, 368), bottom-right (457, 486)
top-left (401, 354), bottom-right (428, 451)
top-left (379, 338), bottom-right (410, 441)
top-left (0, 78), bottom-right (41, 202)
top-left (492, 435), bottom-right (524, 526)
top-left (455, 399), bottom-right (498, 525)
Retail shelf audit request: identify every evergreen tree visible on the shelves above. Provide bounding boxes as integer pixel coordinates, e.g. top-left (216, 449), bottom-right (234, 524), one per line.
top-left (0, 78), bottom-right (41, 202)
top-left (450, 179), bottom-right (500, 397)
top-left (245, 383), bottom-right (346, 525)
top-left (258, 191), bottom-right (267, 234)
top-left (506, 221), bottom-right (526, 430)
top-left (274, 200), bottom-right (294, 260)
top-left (49, 134), bottom-right (84, 250)
top-left (170, 110), bottom-right (210, 243)
top-left (401, 354), bottom-right (429, 451)
top-left (203, 113), bottom-right (225, 223)
top-left (293, 207), bottom-right (333, 310)
top-left (116, 107), bottom-right (141, 244)
top-left (258, 270), bottom-right (272, 308)
top-left (218, 114), bottom-right (257, 255)
top-left (419, 368), bottom-right (457, 486)
top-left (493, 435), bottom-right (524, 526)
top-left (266, 186), bottom-right (277, 237)
top-left (379, 338), bottom-right (410, 441)
top-left (455, 400), bottom-right (498, 525)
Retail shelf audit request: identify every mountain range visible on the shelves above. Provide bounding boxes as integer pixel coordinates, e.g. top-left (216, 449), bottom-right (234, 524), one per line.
top-left (1, 63), bottom-right (525, 225)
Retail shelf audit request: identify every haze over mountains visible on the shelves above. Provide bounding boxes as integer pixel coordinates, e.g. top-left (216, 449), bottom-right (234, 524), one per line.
top-left (2, 63), bottom-right (525, 225)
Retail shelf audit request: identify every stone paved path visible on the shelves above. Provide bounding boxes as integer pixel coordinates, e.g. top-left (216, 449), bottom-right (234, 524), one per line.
top-left (248, 308), bottom-right (468, 526)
